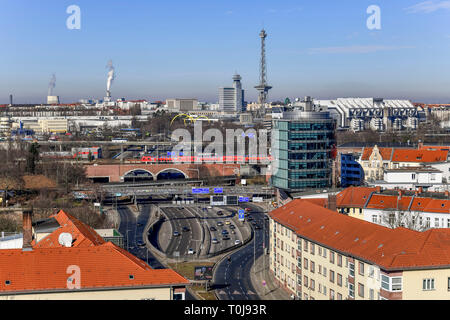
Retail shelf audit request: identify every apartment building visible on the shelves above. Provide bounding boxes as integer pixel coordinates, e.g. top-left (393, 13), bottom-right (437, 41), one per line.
top-left (269, 199), bottom-right (450, 300)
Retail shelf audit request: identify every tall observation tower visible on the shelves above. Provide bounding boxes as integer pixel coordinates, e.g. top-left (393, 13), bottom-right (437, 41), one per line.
top-left (254, 29), bottom-right (272, 115)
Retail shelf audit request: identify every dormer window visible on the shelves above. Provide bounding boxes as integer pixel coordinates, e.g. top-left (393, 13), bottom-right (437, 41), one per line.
top-left (5, 280), bottom-right (10, 285)
top-left (129, 275), bottom-right (134, 280)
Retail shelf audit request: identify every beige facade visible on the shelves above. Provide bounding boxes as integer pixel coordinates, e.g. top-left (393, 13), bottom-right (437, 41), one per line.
top-left (12, 119), bottom-right (68, 134)
top-left (360, 146), bottom-right (389, 181)
top-left (0, 286), bottom-right (179, 300)
top-left (402, 269), bottom-right (450, 300)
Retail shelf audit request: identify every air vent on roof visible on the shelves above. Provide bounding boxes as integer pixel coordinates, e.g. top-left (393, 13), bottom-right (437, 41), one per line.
top-left (129, 275), bottom-right (134, 280)
top-left (5, 280), bottom-right (10, 285)
top-left (418, 202), bottom-right (421, 205)
top-left (442, 204), bottom-right (445, 207)
top-left (401, 251), bottom-right (406, 254)
top-left (335, 231), bottom-right (340, 235)
top-left (354, 238), bottom-right (359, 242)
top-left (378, 244), bottom-right (383, 248)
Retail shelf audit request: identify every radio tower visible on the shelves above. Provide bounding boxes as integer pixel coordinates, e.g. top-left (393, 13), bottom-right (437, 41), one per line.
top-left (254, 29), bottom-right (272, 117)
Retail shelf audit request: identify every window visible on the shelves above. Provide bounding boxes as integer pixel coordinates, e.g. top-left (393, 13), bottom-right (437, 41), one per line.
top-left (129, 275), bottom-right (135, 280)
top-left (310, 243), bottom-right (315, 255)
top-left (319, 247), bottom-right (322, 256)
top-left (358, 283), bottom-right (365, 298)
top-left (382, 275), bottom-right (403, 291)
top-left (448, 277), bottom-right (450, 291)
top-left (304, 276), bottom-right (308, 288)
top-left (310, 279), bottom-right (315, 291)
top-left (349, 283), bottom-right (355, 298)
top-left (423, 278), bottom-right (435, 291)
top-left (412, 173), bottom-right (416, 180)
top-left (323, 248), bottom-right (327, 258)
top-left (426, 217), bottom-right (431, 228)
top-left (337, 254), bottom-right (342, 267)
top-left (359, 262), bottom-right (364, 276)
top-left (369, 289), bottom-right (374, 300)
top-left (304, 293), bottom-right (308, 300)
top-left (323, 285), bottom-right (327, 295)
top-left (372, 215), bottom-right (378, 223)
top-left (337, 293), bottom-right (342, 300)
top-left (323, 267), bottom-right (327, 277)
top-left (435, 218), bottom-right (440, 228)
top-left (330, 270), bottom-right (335, 283)
top-left (319, 265), bottom-right (322, 275)
top-left (304, 258), bottom-right (308, 270)
top-left (310, 261), bottom-right (315, 273)
top-left (330, 289), bottom-right (335, 300)
top-left (304, 240), bottom-right (308, 251)
top-left (349, 262), bottom-right (355, 277)
top-left (330, 252), bottom-right (335, 264)
top-left (297, 238), bottom-right (302, 250)
top-left (369, 266), bottom-right (375, 278)
top-left (337, 274), bottom-right (342, 287)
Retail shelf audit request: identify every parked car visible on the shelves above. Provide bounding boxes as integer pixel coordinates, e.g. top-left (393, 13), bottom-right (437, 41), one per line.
top-left (222, 230), bottom-right (229, 235)
top-left (235, 239), bottom-right (241, 245)
top-left (212, 238), bottom-right (219, 244)
top-left (217, 221), bottom-right (223, 226)
top-left (229, 224), bottom-right (235, 229)
top-left (222, 235), bottom-right (230, 241)
top-left (173, 231), bottom-right (180, 237)
top-left (225, 220), bottom-right (231, 225)
top-left (187, 248), bottom-right (195, 254)
top-left (210, 226), bottom-right (217, 232)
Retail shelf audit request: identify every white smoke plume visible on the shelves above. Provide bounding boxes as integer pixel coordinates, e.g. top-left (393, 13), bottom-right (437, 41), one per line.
top-left (106, 60), bottom-right (115, 92)
top-left (48, 73), bottom-right (56, 96)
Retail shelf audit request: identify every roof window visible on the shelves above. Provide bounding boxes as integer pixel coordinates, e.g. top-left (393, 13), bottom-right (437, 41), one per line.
top-left (378, 244), bottom-right (383, 249)
top-left (129, 275), bottom-right (134, 280)
top-left (5, 280), bottom-right (10, 285)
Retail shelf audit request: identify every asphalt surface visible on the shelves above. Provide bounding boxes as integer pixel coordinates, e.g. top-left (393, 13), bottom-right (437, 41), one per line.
top-left (117, 204), bottom-right (195, 300)
top-left (213, 203), bottom-right (270, 300)
top-left (117, 205), bottom-right (164, 269)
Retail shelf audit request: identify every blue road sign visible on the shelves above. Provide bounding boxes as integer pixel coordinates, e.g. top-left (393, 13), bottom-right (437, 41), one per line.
top-left (238, 209), bottom-right (245, 221)
top-left (192, 188), bottom-right (210, 194)
top-left (239, 196), bottom-right (249, 202)
top-left (214, 187), bottom-right (223, 194)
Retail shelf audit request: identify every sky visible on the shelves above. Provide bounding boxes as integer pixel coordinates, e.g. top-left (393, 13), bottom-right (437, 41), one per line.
top-left (1, 0), bottom-right (450, 104)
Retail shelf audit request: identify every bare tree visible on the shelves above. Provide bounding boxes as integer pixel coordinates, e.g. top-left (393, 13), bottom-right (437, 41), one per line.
top-left (379, 210), bottom-right (428, 231)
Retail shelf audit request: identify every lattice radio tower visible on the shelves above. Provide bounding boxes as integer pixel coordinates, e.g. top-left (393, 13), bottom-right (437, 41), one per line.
top-left (254, 29), bottom-right (272, 117)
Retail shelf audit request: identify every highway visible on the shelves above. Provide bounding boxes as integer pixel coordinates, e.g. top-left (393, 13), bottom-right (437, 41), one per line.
top-left (213, 203), bottom-right (270, 300)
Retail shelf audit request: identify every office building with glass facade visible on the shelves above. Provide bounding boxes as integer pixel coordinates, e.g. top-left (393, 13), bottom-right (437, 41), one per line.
top-left (270, 109), bottom-right (336, 192)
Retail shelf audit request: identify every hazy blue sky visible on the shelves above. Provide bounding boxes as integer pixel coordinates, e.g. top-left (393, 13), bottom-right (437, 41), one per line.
top-left (1, 0), bottom-right (450, 103)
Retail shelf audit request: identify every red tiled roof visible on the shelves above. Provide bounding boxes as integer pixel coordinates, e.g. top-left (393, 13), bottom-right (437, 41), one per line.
top-left (33, 210), bottom-right (105, 248)
top-left (0, 242), bottom-right (189, 293)
top-left (269, 199), bottom-right (450, 270)
top-left (361, 147), bottom-right (393, 161)
top-left (336, 187), bottom-right (377, 208)
top-left (391, 149), bottom-right (448, 163)
top-left (303, 198), bottom-right (328, 207)
top-left (365, 194), bottom-right (413, 211)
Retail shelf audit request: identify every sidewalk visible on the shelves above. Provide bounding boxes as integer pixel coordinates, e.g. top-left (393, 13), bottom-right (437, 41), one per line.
top-left (250, 253), bottom-right (292, 300)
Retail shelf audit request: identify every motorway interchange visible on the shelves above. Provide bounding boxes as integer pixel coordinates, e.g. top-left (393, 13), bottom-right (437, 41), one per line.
top-left (115, 201), bottom-right (269, 300)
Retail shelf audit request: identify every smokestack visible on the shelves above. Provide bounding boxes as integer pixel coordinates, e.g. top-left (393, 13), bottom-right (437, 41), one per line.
top-left (9, 94), bottom-right (12, 106)
top-left (106, 60), bottom-right (115, 100)
top-left (22, 206), bottom-right (33, 251)
top-left (48, 73), bottom-right (56, 96)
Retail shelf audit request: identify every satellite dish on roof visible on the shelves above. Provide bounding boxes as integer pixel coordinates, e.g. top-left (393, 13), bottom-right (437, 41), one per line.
top-left (58, 233), bottom-right (73, 247)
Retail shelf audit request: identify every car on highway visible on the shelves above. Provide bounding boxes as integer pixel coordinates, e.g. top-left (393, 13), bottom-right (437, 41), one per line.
top-left (225, 220), bottom-right (231, 225)
top-left (210, 226), bottom-right (217, 232)
top-left (207, 206), bottom-right (212, 209)
top-left (247, 216), bottom-right (254, 221)
top-left (217, 221), bottom-right (224, 226)
top-left (217, 211), bottom-right (223, 216)
top-left (229, 224), bottom-right (235, 229)
top-left (245, 207), bottom-right (252, 212)
top-left (231, 230), bottom-right (236, 234)
top-left (173, 231), bottom-right (180, 237)
top-left (222, 235), bottom-right (230, 241)
top-left (187, 248), bottom-right (195, 254)
top-left (182, 226), bottom-right (190, 232)
top-left (222, 230), bottom-right (229, 235)
top-left (234, 239), bottom-right (241, 245)
top-left (212, 238), bottom-right (219, 244)
top-left (137, 241), bottom-right (145, 247)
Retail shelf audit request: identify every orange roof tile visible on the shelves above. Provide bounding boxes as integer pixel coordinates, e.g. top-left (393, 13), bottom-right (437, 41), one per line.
top-left (391, 149), bottom-right (449, 163)
top-left (33, 210), bottom-right (105, 248)
top-left (269, 199), bottom-right (450, 270)
top-left (361, 147), bottom-right (393, 161)
top-left (336, 187), bottom-right (377, 208)
top-left (304, 198), bottom-right (328, 207)
top-left (0, 242), bottom-right (189, 294)
top-left (366, 194), bottom-right (413, 211)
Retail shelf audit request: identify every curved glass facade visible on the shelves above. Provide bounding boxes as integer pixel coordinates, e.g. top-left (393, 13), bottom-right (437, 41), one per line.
top-left (271, 113), bottom-right (336, 192)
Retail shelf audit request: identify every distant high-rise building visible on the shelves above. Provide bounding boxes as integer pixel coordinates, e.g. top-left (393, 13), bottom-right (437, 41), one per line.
top-left (166, 98), bottom-right (199, 112)
top-left (47, 96), bottom-right (60, 105)
top-left (271, 97), bottom-right (336, 192)
top-left (219, 74), bottom-right (245, 113)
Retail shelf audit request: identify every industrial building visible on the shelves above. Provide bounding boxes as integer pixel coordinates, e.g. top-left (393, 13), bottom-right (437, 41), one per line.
top-left (314, 98), bottom-right (424, 131)
top-left (270, 97), bottom-right (336, 192)
top-left (166, 98), bottom-right (199, 112)
top-left (219, 74), bottom-right (245, 113)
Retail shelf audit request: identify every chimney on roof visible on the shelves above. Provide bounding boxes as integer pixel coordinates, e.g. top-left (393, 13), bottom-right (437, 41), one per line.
top-left (327, 194), bottom-right (337, 212)
top-left (376, 186), bottom-right (381, 193)
top-left (22, 206), bottom-right (33, 251)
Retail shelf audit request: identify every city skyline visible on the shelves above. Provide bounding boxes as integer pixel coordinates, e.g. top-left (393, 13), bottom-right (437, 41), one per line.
top-left (1, 0), bottom-right (450, 104)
